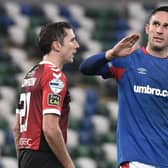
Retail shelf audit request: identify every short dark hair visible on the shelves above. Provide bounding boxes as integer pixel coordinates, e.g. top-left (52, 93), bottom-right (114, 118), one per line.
top-left (149, 6), bottom-right (168, 22)
top-left (38, 21), bottom-right (72, 55)
top-left (151, 6), bottom-right (168, 15)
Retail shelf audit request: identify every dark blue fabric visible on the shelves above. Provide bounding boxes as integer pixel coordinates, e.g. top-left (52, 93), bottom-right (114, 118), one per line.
top-left (79, 52), bottom-right (109, 77)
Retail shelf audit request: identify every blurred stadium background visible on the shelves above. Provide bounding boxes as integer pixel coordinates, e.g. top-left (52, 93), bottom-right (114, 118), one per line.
top-left (0, 0), bottom-right (167, 168)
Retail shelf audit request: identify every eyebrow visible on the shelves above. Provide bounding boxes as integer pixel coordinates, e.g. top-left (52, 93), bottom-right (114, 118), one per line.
top-left (152, 20), bottom-right (160, 24)
top-left (70, 37), bottom-right (76, 41)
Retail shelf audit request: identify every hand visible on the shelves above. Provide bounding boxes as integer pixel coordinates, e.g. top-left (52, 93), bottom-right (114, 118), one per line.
top-left (105, 33), bottom-right (140, 60)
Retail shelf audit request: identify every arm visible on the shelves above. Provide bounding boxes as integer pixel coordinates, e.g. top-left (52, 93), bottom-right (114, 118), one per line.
top-left (79, 33), bottom-right (140, 75)
top-left (43, 114), bottom-right (74, 168)
top-left (13, 113), bottom-right (20, 158)
top-left (79, 52), bottom-right (109, 75)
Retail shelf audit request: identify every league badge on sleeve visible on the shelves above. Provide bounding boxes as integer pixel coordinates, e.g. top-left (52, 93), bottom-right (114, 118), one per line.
top-left (48, 94), bottom-right (61, 106)
top-left (49, 78), bottom-right (64, 93)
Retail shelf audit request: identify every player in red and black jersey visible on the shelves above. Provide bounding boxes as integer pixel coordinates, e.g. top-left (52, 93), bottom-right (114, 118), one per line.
top-left (13, 21), bottom-right (79, 168)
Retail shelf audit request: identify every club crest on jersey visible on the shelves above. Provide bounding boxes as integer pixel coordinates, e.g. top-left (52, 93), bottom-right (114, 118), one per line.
top-left (48, 94), bottom-right (61, 106)
top-left (49, 78), bottom-right (64, 93)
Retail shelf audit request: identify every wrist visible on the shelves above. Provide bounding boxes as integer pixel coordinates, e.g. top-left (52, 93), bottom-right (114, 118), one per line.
top-left (64, 161), bottom-right (74, 168)
top-left (105, 49), bottom-right (116, 60)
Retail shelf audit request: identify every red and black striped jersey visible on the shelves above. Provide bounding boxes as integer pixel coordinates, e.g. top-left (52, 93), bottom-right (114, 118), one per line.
top-left (16, 61), bottom-right (70, 151)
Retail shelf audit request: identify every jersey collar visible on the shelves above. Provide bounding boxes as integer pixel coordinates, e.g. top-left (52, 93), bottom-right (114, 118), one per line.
top-left (39, 61), bottom-right (56, 66)
top-left (141, 47), bottom-right (148, 55)
top-left (141, 47), bottom-right (168, 59)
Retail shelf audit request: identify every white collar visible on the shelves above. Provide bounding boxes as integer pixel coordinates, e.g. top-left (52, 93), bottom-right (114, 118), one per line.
top-left (39, 61), bottom-right (55, 66)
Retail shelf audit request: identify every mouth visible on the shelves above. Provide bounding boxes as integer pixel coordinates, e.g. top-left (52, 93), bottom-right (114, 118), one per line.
top-left (71, 53), bottom-right (75, 59)
top-left (153, 36), bottom-right (164, 42)
top-left (73, 50), bottom-right (77, 55)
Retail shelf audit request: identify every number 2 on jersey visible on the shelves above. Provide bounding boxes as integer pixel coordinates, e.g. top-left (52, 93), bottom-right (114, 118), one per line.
top-left (19, 92), bottom-right (31, 133)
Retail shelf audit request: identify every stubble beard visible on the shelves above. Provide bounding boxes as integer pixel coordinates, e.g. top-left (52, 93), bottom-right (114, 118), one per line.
top-left (151, 45), bottom-right (163, 52)
top-left (150, 39), bottom-right (165, 52)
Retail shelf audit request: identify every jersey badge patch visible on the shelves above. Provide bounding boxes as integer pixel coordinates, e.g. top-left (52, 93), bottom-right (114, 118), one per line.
top-left (137, 67), bottom-right (147, 75)
top-left (48, 94), bottom-right (61, 106)
top-left (49, 78), bottom-right (64, 93)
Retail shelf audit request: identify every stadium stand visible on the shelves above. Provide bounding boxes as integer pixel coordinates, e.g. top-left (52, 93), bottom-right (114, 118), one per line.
top-left (0, 1), bottom-right (163, 167)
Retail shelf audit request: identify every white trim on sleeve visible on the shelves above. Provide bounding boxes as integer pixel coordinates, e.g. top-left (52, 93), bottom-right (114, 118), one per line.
top-left (16, 109), bottom-right (20, 114)
top-left (43, 109), bottom-right (61, 116)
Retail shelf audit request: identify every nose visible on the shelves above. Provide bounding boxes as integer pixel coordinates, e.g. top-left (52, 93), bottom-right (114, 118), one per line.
top-left (156, 26), bottom-right (164, 34)
top-left (74, 40), bottom-right (80, 48)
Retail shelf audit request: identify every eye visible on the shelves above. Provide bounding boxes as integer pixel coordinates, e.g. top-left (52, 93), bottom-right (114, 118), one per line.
top-left (153, 21), bottom-right (160, 26)
top-left (164, 24), bottom-right (168, 29)
top-left (71, 37), bottom-right (77, 42)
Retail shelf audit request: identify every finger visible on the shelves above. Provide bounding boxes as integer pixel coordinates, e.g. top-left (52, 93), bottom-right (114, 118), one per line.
top-left (130, 34), bottom-right (140, 42)
top-left (130, 33), bottom-right (140, 39)
top-left (132, 35), bottom-right (140, 42)
top-left (131, 45), bottom-right (139, 52)
top-left (127, 33), bottom-right (140, 42)
top-left (127, 34), bottom-right (140, 46)
top-left (120, 34), bottom-right (139, 46)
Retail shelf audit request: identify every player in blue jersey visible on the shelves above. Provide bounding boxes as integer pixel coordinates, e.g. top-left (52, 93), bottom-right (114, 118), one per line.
top-left (79, 6), bottom-right (168, 168)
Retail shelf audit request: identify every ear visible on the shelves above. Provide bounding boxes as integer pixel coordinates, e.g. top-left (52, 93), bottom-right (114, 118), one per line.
top-left (145, 24), bottom-right (149, 35)
top-left (51, 41), bottom-right (62, 52)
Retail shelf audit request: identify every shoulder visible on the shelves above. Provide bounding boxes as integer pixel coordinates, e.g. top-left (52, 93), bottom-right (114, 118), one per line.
top-left (40, 62), bottom-right (67, 86)
top-left (39, 62), bottom-right (65, 77)
top-left (126, 47), bottom-right (145, 61)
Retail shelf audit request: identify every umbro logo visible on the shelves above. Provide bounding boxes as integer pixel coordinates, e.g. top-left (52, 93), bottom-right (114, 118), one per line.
top-left (137, 67), bottom-right (147, 75)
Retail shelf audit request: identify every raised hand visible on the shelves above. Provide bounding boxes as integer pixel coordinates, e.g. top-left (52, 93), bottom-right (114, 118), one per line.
top-left (105, 33), bottom-right (140, 60)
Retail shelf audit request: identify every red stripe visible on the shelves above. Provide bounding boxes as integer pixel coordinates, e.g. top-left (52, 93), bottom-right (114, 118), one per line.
top-left (120, 162), bottom-right (130, 168)
top-left (141, 47), bottom-right (148, 54)
top-left (109, 67), bottom-right (125, 81)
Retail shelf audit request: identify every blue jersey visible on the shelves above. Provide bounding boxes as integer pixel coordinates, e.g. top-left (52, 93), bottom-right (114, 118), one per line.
top-left (79, 47), bottom-right (168, 167)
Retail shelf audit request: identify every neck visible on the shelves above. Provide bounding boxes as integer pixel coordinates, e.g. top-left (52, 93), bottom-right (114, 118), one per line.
top-left (146, 45), bottom-right (168, 58)
top-left (42, 54), bottom-right (63, 69)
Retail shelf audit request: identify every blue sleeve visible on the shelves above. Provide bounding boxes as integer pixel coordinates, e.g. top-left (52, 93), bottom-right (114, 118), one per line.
top-left (79, 52), bottom-right (110, 77)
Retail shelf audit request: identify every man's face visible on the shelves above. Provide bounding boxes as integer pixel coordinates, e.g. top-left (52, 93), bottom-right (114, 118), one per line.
top-left (60, 28), bottom-right (79, 64)
top-left (145, 11), bottom-right (168, 51)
